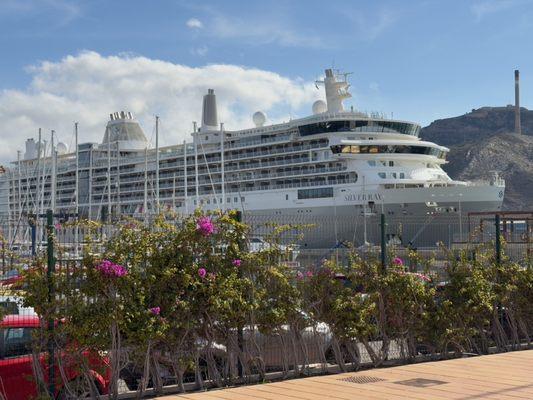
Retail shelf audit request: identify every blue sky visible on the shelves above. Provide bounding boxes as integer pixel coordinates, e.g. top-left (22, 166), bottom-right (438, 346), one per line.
top-left (0, 0), bottom-right (532, 160)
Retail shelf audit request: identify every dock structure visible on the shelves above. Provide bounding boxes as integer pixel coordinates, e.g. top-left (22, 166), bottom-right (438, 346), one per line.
top-left (157, 350), bottom-right (533, 400)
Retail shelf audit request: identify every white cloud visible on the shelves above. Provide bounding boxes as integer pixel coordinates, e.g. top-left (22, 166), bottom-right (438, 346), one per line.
top-left (0, 51), bottom-right (321, 163)
top-left (471, 0), bottom-right (527, 21)
top-left (186, 17), bottom-right (203, 29)
top-left (369, 82), bottom-right (380, 92)
top-left (344, 7), bottom-right (395, 41)
top-left (0, 0), bottom-right (81, 26)
top-left (209, 14), bottom-right (325, 48)
top-left (190, 45), bottom-right (208, 56)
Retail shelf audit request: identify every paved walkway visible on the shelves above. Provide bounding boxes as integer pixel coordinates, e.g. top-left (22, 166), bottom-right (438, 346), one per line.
top-left (158, 350), bottom-right (533, 399)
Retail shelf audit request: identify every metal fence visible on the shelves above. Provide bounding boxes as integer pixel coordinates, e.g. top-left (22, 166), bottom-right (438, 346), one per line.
top-left (0, 209), bottom-right (531, 399)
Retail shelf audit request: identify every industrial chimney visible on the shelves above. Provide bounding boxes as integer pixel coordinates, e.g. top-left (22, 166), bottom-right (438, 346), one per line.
top-left (201, 89), bottom-right (218, 131)
top-left (515, 69), bottom-right (521, 134)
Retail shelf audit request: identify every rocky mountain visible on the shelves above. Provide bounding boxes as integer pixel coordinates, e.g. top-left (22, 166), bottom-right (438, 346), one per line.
top-left (420, 106), bottom-right (533, 210)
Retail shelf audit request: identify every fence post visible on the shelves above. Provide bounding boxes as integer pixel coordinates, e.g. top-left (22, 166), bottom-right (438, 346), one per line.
top-left (46, 209), bottom-right (56, 397)
top-left (380, 213), bottom-right (386, 273)
top-left (495, 214), bottom-right (501, 266)
top-left (233, 210), bottom-right (244, 379)
top-left (29, 213), bottom-right (36, 257)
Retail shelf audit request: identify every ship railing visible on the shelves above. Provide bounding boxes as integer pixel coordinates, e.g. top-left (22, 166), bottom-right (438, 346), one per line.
top-left (81, 142), bottom-right (328, 172)
top-left (225, 134), bottom-right (292, 150)
top-left (91, 152), bottom-right (324, 180)
top-left (115, 167), bottom-right (348, 191)
top-left (463, 179), bottom-right (505, 187)
top-left (93, 175), bottom-right (357, 199)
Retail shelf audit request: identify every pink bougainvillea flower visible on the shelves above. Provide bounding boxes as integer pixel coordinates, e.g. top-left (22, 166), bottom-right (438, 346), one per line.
top-left (232, 259), bottom-right (242, 267)
top-left (305, 271), bottom-right (314, 278)
top-left (296, 271), bottom-right (304, 280)
top-left (196, 216), bottom-right (215, 236)
top-left (95, 260), bottom-right (128, 278)
top-left (149, 307), bottom-right (161, 315)
top-left (392, 257), bottom-right (403, 266)
top-left (414, 273), bottom-right (431, 282)
top-left (54, 223), bottom-right (62, 230)
top-left (198, 268), bottom-right (207, 278)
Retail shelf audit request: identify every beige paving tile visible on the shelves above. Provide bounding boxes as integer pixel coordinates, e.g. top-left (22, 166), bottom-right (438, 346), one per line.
top-left (158, 349), bottom-right (533, 400)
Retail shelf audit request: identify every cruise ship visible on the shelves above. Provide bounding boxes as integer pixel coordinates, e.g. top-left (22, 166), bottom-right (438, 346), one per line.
top-left (0, 69), bottom-right (505, 249)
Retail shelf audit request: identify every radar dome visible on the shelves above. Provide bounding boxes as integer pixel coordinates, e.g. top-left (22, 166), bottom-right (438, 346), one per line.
top-left (312, 100), bottom-right (327, 115)
top-left (56, 142), bottom-right (68, 155)
top-left (253, 111), bottom-right (267, 127)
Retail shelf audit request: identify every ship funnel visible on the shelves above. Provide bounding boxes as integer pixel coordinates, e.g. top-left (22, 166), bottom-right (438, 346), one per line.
top-left (24, 138), bottom-right (37, 160)
top-left (201, 88), bottom-right (218, 131)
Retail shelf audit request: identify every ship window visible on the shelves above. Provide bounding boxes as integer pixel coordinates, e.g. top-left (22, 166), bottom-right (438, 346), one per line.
top-left (378, 172), bottom-right (386, 179)
top-left (389, 161), bottom-right (394, 167)
top-left (367, 161), bottom-right (376, 166)
top-left (297, 187), bottom-right (333, 199)
top-left (298, 120), bottom-right (420, 136)
top-left (332, 144), bottom-right (445, 157)
top-left (400, 172), bottom-right (405, 179)
top-left (241, 197), bottom-right (245, 202)
top-left (227, 197), bottom-right (231, 203)
top-left (234, 197), bottom-right (238, 202)
top-left (391, 172), bottom-right (397, 178)
top-left (207, 199), bottom-right (210, 204)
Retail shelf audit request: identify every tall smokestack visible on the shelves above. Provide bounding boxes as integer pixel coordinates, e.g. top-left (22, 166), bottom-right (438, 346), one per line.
top-left (201, 88), bottom-right (218, 131)
top-left (515, 69), bottom-right (521, 134)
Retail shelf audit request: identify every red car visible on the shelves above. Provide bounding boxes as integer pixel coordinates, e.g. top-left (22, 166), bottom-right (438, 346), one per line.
top-left (0, 315), bottom-right (111, 400)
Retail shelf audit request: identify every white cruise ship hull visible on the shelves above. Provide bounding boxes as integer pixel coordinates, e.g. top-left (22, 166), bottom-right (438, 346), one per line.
top-left (239, 182), bottom-right (504, 248)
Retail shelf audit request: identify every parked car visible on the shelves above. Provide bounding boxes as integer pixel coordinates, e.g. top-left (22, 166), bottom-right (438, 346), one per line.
top-left (0, 295), bottom-right (36, 316)
top-left (0, 269), bottom-right (23, 286)
top-left (248, 237), bottom-right (300, 261)
top-left (0, 315), bottom-right (111, 400)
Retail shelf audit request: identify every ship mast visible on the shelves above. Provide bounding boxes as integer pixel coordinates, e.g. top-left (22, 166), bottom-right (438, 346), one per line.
top-left (193, 122), bottom-right (199, 205)
top-left (35, 128), bottom-right (41, 216)
top-left (143, 146), bottom-right (148, 224)
top-left (51, 130), bottom-right (56, 214)
top-left (74, 122), bottom-right (79, 257)
top-left (107, 131), bottom-right (111, 222)
top-left (17, 151), bottom-right (21, 226)
top-left (315, 69), bottom-right (352, 113)
top-left (155, 115), bottom-right (160, 214)
top-left (183, 140), bottom-right (188, 214)
top-left (220, 122), bottom-right (225, 211)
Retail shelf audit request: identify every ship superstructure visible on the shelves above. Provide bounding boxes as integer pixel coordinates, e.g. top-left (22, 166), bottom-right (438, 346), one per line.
top-left (0, 69), bottom-right (505, 248)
